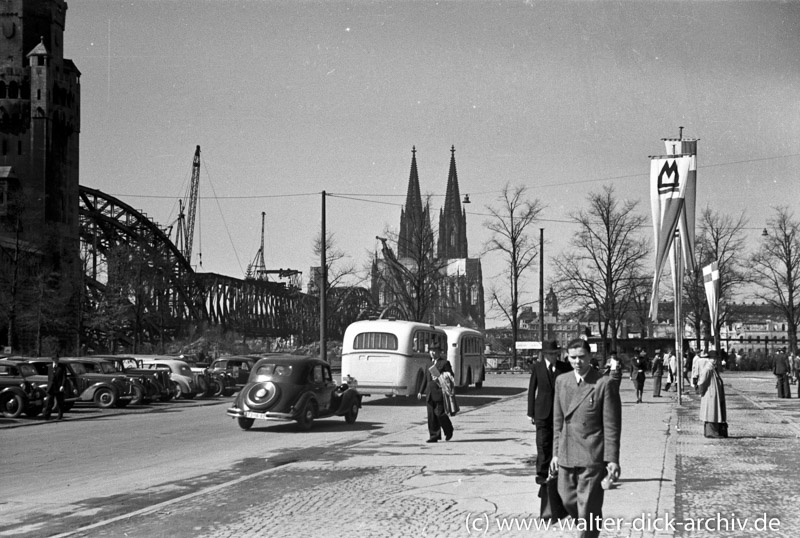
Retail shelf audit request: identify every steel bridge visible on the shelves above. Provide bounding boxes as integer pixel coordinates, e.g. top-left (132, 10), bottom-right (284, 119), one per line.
top-left (79, 186), bottom-right (375, 348)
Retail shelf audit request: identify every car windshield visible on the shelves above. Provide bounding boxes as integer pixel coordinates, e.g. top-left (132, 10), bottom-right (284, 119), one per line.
top-left (176, 364), bottom-right (192, 376)
top-left (17, 364), bottom-right (36, 377)
top-left (70, 363), bottom-right (87, 375)
top-left (0, 364), bottom-right (19, 376)
top-left (253, 363), bottom-right (293, 381)
top-left (121, 359), bottom-right (141, 369)
top-left (211, 360), bottom-right (228, 369)
top-left (99, 362), bottom-right (116, 374)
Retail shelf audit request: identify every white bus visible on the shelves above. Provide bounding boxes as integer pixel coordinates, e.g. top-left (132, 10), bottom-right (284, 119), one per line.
top-left (441, 326), bottom-right (485, 389)
top-left (341, 319), bottom-right (448, 397)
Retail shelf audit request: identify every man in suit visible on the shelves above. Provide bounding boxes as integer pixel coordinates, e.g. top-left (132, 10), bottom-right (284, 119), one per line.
top-left (528, 340), bottom-right (572, 521)
top-left (417, 342), bottom-right (454, 443)
top-left (551, 338), bottom-right (621, 538)
top-left (44, 353), bottom-right (68, 420)
top-left (773, 349), bottom-right (791, 398)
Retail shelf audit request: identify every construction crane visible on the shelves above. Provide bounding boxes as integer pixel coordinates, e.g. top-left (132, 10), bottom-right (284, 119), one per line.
top-left (175, 146), bottom-right (201, 265)
top-left (245, 211), bottom-right (301, 288)
top-left (246, 212), bottom-right (268, 280)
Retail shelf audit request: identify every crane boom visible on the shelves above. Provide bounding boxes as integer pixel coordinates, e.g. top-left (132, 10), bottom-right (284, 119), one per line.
top-left (183, 145), bottom-right (201, 263)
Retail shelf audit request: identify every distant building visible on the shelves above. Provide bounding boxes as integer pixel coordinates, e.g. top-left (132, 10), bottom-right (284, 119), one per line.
top-left (0, 0), bottom-right (81, 352)
top-left (371, 146), bottom-right (485, 330)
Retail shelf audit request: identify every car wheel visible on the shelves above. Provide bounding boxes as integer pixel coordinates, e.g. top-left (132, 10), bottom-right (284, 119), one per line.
top-left (175, 384), bottom-right (184, 399)
top-left (94, 388), bottom-right (116, 409)
top-left (237, 417), bottom-right (254, 430)
top-left (222, 388), bottom-right (235, 397)
top-left (296, 401), bottom-right (316, 431)
top-left (211, 380), bottom-right (224, 397)
top-left (1, 394), bottom-right (24, 418)
top-left (129, 386), bottom-right (145, 406)
top-left (344, 402), bottom-right (359, 424)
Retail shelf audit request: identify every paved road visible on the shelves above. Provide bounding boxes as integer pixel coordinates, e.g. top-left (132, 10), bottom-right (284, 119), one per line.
top-left (0, 377), bottom-right (525, 538)
top-left (4, 371), bottom-right (799, 537)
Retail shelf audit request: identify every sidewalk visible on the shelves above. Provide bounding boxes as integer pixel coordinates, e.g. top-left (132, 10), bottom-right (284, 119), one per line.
top-left (59, 372), bottom-right (800, 537)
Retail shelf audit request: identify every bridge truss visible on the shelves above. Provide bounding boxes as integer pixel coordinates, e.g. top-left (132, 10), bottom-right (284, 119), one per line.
top-left (77, 186), bottom-right (378, 351)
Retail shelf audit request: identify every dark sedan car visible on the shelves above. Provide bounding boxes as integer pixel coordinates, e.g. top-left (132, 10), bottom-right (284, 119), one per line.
top-left (0, 359), bottom-right (46, 418)
top-left (226, 355), bottom-right (363, 431)
top-left (209, 356), bottom-right (257, 393)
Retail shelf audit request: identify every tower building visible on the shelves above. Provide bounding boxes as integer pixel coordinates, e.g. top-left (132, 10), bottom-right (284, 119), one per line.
top-left (0, 0), bottom-right (81, 352)
top-left (372, 146), bottom-right (485, 329)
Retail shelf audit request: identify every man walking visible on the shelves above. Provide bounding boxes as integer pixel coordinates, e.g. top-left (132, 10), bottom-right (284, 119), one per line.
top-left (773, 350), bottom-right (790, 398)
top-left (651, 350), bottom-right (664, 397)
top-left (417, 343), bottom-right (454, 443)
top-left (551, 338), bottom-right (621, 538)
top-left (43, 353), bottom-right (67, 420)
top-left (528, 340), bottom-right (572, 522)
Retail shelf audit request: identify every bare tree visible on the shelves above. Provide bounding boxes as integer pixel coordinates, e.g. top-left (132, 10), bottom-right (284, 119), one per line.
top-left (312, 231), bottom-right (368, 339)
top-left (750, 206), bottom-right (800, 354)
top-left (551, 184), bottom-right (649, 355)
top-left (483, 184), bottom-right (544, 367)
top-left (373, 196), bottom-right (448, 323)
top-left (682, 207), bottom-right (750, 352)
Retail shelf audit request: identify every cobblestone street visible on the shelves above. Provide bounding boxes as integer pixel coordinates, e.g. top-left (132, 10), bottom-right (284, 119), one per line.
top-left (51, 373), bottom-right (800, 538)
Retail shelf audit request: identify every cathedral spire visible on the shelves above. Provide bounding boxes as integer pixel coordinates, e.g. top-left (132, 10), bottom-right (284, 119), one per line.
top-left (398, 146), bottom-right (430, 259)
top-left (438, 145), bottom-right (468, 258)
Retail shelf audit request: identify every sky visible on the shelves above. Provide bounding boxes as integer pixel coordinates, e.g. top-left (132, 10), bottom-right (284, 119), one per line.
top-left (65, 0), bottom-right (800, 326)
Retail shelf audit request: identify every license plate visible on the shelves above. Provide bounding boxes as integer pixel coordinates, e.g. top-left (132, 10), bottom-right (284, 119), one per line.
top-left (244, 411), bottom-right (267, 420)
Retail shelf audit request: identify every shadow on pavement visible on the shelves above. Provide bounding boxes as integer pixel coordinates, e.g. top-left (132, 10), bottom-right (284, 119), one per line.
top-left (242, 420), bottom-right (383, 433)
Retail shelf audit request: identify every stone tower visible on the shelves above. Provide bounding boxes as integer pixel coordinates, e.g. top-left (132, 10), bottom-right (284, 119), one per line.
top-left (397, 146), bottom-right (431, 260)
top-left (0, 0), bottom-right (81, 352)
top-left (437, 146), bottom-right (468, 259)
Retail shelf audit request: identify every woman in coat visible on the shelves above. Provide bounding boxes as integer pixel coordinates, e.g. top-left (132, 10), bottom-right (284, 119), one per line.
top-left (696, 350), bottom-right (728, 438)
top-left (630, 348), bottom-right (648, 403)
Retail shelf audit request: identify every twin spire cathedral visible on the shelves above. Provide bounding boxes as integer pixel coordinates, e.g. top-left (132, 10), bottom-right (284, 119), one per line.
top-left (372, 146), bottom-right (485, 330)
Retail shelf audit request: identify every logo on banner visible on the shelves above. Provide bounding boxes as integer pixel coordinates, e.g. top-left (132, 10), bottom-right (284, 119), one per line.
top-left (657, 161), bottom-right (680, 193)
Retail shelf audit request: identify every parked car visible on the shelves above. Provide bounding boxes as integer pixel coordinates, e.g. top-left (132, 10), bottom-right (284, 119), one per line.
top-left (0, 359), bottom-right (47, 418)
top-left (226, 355), bottom-right (363, 431)
top-left (176, 355), bottom-right (213, 397)
top-left (209, 356), bottom-right (257, 394)
top-left (89, 355), bottom-right (175, 403)
top-left (61, 358), bottom-right (135, 408)
top-left (140, 358), bottom-right (198, 399)
top-left (78, 357), bottom-right (152, 407)
top-left (5, 357), bottom-right (82, 412)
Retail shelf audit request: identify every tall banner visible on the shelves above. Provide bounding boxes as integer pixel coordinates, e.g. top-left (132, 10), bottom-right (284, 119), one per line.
top-left (664, 138), bottom-right (698, 273)
top-left (649, 155), bottom-right (692, 320)
top-left (703, 261), bottom-right (720, 336)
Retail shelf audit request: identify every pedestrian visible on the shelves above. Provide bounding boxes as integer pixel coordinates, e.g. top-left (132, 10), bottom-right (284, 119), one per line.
top-left (772, 350), bottom-right (791, 398)
top-left (684, 347), bottom-right (695, 381)
top-left (527, 340), bottom-right (572, 522)
top-left (43, 352), bottom-right (67, 421)
top-left (663, 350), bottom-right (678, 392)
top-left (417, 342), bottom-right (454, 443)
top-left (630, 348), bottom-right (648, 403)
top-left (651, 349), bottom-right (664, 397)
top-left (793, 353), bottom-right (800, 395)
top-left (695, 349), bottom-right (728, 438)
top-left (604, 350), bottom-right (623, 386)
top-left (551, 338), bottom-right (622, 538)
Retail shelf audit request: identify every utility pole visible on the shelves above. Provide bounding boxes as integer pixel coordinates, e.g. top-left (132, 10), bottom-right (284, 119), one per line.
top-left (320, 191), bottom-right (327, 362)
top-left (539, 228), bottom-right (545, 361)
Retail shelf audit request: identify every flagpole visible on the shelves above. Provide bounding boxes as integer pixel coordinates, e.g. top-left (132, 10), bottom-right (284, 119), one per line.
top-left (673, 233), bottom-right (684, 405)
